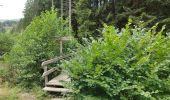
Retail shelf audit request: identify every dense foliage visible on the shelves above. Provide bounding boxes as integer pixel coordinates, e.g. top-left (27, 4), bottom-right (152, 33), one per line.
top-left (75, 0), bottom-right (170, 39)
top-left (0, 33), bottom-right (15, 56)
top-left (1, 0), bottom-right (170, 99)
top-left (65, 23), bottom-right (170, 99)
top-left (4, 10), bottom-right (71, 87)
top-left (21, 0), bottom-right (170, 41)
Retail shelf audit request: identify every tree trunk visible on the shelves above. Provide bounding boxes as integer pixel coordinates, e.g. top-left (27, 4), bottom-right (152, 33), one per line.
top-left (61, 0), bottom-right (63, 17)
top-left (69, 0), bottom-right (72, 30)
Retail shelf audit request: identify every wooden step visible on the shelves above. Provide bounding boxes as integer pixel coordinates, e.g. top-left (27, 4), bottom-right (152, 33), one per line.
top-left (43, 87), bottom-right (72, 93)
top-left (46, 80), bottom-right (63, 86)
top-left (51, 98), bottom-right (64, 100)
top-left (46, 72), bottom-right (70, 87)
top-left (52, 72), bottom-right (70, 81)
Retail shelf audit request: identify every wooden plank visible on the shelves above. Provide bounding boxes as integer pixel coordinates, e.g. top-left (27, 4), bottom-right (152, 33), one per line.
top-left (60, 40), bottom-right (63, 55)
top-left (46, 78), bottom-right (70, 86)
top-left (42, 67), bottom-right (61, 77)
top-left (44, 66), bottom-right (48, 85)
top-left (43, 87), bottom-right (72, 93)
top-left (55, 36), bottom-right (72, 41)
top-left (51, 98), bottom-right (64, 100)
top-left (51, 72), bottom-right (70, 81)
top-left (46, 81), bottom-right (63, 86)
top-left (61, 36), bottom-right (72, 41)
top-left (46, 72), bottom-right (70, 86)
top-left (41, 54), bottom-right (72, 66)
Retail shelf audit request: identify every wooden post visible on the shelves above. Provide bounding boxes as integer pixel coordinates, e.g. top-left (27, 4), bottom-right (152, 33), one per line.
top-left (60, 40), bottom-right (63, 56)
top-left (44, 66), bottom-right (48, 86)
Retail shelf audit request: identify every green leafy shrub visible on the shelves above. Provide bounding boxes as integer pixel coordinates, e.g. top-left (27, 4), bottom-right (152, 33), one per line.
top-left (0, 33), bottom-right (15, 56)
top-left (0, 61), bottom-right (16, 83)
top-left (4, 10), bottom-right (72, 88)
top-left (64, 23), bottom-right (170, 99)
top-left (0, 67), bottom-right (8, 79)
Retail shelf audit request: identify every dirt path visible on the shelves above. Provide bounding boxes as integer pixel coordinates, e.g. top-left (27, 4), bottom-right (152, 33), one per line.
top-left (19, 92), bottom-right (36, 100)
top-left (0, 85), bottom-right (10, 100)
top-left (0, 86), bottom-right (8, 96)
top-left (0, 85), bottom-right (37, 100)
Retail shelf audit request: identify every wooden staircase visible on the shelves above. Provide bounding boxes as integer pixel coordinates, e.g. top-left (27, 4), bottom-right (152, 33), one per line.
top-left (41, 37), bottom-right (72, 94)
top-left (43, 71), bottom-right (72, 93)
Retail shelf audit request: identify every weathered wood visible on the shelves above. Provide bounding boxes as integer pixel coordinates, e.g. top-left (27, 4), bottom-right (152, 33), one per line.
top-left (51, 98), bottom-right (64, 100)
top-left (41, 54), bottom-right (72, 66)
top-left (60, 40), bottom-right (63, 55)
top-left (41, 36), bottom-right (73, 93)
top-left (46, 81), bottom-right (63, 87)
top-left (44, 66), bottom-right (48, 86)
top-left (43, 87), bottom-right (72, 93)
top-left (50, 72), bottom-right (70, 81)
top-left (55, 36), bottom-right (72, 41)
top-left (42, 67), bottom-right (61, 77)
top-left (46, 72), bottom-right (70, 86)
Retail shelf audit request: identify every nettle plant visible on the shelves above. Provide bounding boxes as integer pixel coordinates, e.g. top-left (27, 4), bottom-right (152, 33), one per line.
top-left (65, 23), bottom-right (170, 99)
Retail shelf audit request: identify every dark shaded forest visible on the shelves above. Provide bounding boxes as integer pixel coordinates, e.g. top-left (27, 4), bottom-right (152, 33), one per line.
top-left (18, 0), bottom-right (170, 38)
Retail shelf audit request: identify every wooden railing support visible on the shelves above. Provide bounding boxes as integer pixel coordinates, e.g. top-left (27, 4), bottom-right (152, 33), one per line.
top-left (60, 40), bottom-right (63, 55)
top-left (44, 66), bottom-right (48, 86)
top-left (42, 36), bottom-right (72, 86)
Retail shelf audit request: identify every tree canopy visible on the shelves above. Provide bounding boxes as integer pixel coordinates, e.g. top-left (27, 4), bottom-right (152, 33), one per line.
top-left (20, 0), bottom-right (170, 40)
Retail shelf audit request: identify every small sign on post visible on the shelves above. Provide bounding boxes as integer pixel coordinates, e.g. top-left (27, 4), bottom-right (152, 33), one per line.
top-left (57, 36), bottom-right (72, 56)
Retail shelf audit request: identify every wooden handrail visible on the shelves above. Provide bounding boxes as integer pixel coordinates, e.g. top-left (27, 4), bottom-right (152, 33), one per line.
top-left (41, 36), bottom-right (73, 86)
top-left (42, 67), bottom-right (61, 77)
top-left (41, 53), bottom-right (72, 86)
top-left (55, 36), bottom-right (73, 41)
top-left (41, 54), bottom-right (72, 67)
top-left (44, 66), bottom-right (48, 86)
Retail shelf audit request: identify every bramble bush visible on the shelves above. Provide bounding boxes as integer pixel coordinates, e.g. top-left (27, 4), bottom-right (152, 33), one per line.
top-left (64, 22), bottom-right (170, 99)
top-left (4, 10), bottom-right (73, 88)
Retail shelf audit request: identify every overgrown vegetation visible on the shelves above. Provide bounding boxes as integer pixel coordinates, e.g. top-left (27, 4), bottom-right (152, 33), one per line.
top-left (0, 33), bottom-right (15, 56)
top-left (0, 82), bottom-right (49, 100)
top-left (1, 0), bottom-right (170, 99)
top-left (64, 22), bottom-right (170, 99)
top-left (4, 10), bottom-right (72, 88)
top-left (0, 84), bottom-right (21, 100)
